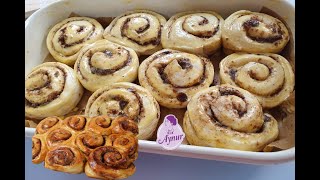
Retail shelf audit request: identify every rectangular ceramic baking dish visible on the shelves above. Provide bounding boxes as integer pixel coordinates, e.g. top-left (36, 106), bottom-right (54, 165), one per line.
top-left (25, 0), bottom-right (295, 165)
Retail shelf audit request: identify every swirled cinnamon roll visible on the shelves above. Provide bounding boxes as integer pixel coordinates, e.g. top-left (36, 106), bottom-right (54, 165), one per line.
top-left (46, 128), bottom-right (74, 148)
top-left (138, 49), bottom-right (214, 108)
top-left (85, 146), bottom-right (135, 179)
top-left (46, 17), bottom-right (104, 65)
top-left (110, 116), bottom-right (139, 136)
top-left (35, 116), bottom-right (61, 134)
top-left (74, 40), bottom-right (139, 92)
top-left (62, 115), bottom-right (87, 132)
top-left (85, 82), bottom-right (160, 140)
top-left (75, 132), bottom-right (105, 157)
top-left (106, 134), bottom-right (138, 162)
top-left (45, 146), bottom-right (86, 174)
top-left (25, 62), bottom-right (84, 119)
top-left (183, 85), bottom-right (279, 151)
top-left (86, 115), bottom-right (113, 136)
top-left (103, 10), bottom-right (166, 55)
top-left (32, 135), bottom-right (48, 164)
top-left (161, 11), bottom-right (224, 57)
top-left (219, 53), bottom-right (295, 108)
top-left (222, 10), bottom-right (289, 54)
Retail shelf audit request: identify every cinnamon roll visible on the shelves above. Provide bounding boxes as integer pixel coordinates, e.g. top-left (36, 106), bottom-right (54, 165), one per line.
top-left (46, 17), bottom-right (104, 65)
top-left (85, 146), bottom-right (136, 179)
top-left (106, 134), bottom-right (138, 162)
top-left (103, 10), bottom-right (166, 55)
top-left (85, 82), bottom-right (160, 140)
top-left (219, 53), bottom-right (295, 108)
top-left (138, 49), bottom-right (214, 108)
top-left (74, 40), bottom-right (139, 92)
top-left (161, 11), bottom-right (224, 57)
top-left (45, 146), bottom-right (86, 174)
top-left (183, 85), bottom-right (279, 151)
top-left (35, 116), bottom-right (61, 134)
top-left (62, 115), bottom-right (87, 132)
top-left (46, 128), bottom-right (74, 148)
top-left (32, 135), bottom-right (48, 164)
top-left (110, 116), bottom-right (139, 136)
top-left (222, 10), bottom-right (289, 54)
top-left (25, 62), bottom-right (84, 119)
top-left (75, 132), bottom-right (105, 157)
top-left (86, 115), bottom-right (113, 136)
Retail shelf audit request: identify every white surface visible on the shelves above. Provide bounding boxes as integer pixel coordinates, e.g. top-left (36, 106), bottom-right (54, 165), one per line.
top-left (25, 0), bottom-right (295, 165)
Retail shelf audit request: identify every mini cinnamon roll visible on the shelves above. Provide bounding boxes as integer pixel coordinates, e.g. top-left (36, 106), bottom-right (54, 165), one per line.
top-left (106, 134), bottom-right (138, 162)
top-left (45, 146), bottom-right (86, 174)
top-left (25, 62), bottom-right (84, 119)
top-left (138, 49), bottom-right (214, 108)
top-left (110, 117), bottom-right (139, 136)
top-left (86, 115), bottom-right (113, 136)
top-left (32, 135), bottom-right (48, 164)
top-left (103, 10), bottom-right (166, 55)
top-left (46, 128), bottom-right (73, 148)
top-left (35, 116), bottom-right (61, 134)
top-left (62, 115), bottom-right (87, 132)
top-left (47, 17), bottom-right (104, 65)
top-left (75, 132), bottom-right (105, 157)
top-left (183, 85), bottom-right (279, 151)
top-left (162, 11), bottom-right (224, 57)
top-left (222, 10), bottom-right (289, 54)
top-left (85, 82), bottom-right (160, 140)
top-left (85, 146), bottom-right (135, 179)
top-left (74, 40), bottom-right (139, 92)
top-left (219, 53), bottom-right (295, 108)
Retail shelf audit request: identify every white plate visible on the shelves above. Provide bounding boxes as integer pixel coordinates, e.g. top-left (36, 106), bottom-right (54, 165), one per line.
top-left (25, 0), bottom-right (295, 165)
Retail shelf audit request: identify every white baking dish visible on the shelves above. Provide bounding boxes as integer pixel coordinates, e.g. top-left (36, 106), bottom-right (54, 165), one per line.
top-left (25, 0), bottom-right (295, 165)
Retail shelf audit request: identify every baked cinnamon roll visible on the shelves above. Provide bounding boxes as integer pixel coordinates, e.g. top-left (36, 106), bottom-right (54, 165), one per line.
top-left (85, 146), bottom-right (136, 179)
top-left (46, 128), bottom-right (74, 148)
top-left (219, 53), bottom-right (295, 108)
top-left (103, 10), bottom-right (166, 55)
top-left (74, 40), bottom-right (139, 92)
top-left (162, 11), bottom-right (224, 57)
top-left (32, 135), bottom-right (48, 164)
top-left (86, 115), bottom-right (113, 136)
top-left (110, 116), bottom-right (139, 136)
top-left (45, 146), bottom-right (86, 174)
top-left (62, 115), bottom-right (87, 132)
top-left (222, 10), bottom-right (289, 54)
top-left (183, 85), bottom-right (279, 151)
top-left (85, 82), bottom-right (160, 140)
top-left (25, 62), bottom-right (84, 119)
top-left (138, 49), bottom-right (214, 108)
top-left (75, 132), bottom-right (105, 157)
top-left (47, 17), bottom-right (104, 65)
top-left (35, 116), bottom-right (61, 134)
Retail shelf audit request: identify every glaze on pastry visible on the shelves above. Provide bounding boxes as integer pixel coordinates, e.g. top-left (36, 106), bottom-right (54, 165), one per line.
top-left (138, 49), bottom-right (214, 108)
top-left (222, 10), bottom-right (289, 54)
top-left (47, 17), bottom-right (104, 65)
top-left (85, 82), bottom-right (160, 140)
top-left (162, 11), bottom-right (224, 57)
top-left (183, 84), bottom-right (279, 151)
top-left (25, 62), bottom-right (84, 119)
top-left (103, 10), bottom-right (166, 55)
top-left (219, 53), bottom-right (294, 108)
top-left (74, 40), bottom-right (139, 92)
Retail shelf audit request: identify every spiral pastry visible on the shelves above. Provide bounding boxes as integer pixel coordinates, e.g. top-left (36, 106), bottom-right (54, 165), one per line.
top-left (75, 132), bottom-right (105, 157)
top-left (219, 53), bottom-right (295, 108)
top-left (103, 10), bottom-right (167, 55)
top-left (139, 49), bottom-right (214, 108)
top-left (45, 146), bottom-right (86, 174)
top-left (46, 128), bottom-right (74, 148)
top-left (46, 17), bottom-right (104, 65)
top-left (222, 10), bottom-right (289, 54)
top-left (183, 85), bottom-right (279, 151)
top-left (25, 62), bottom-right (84, 119)
top-left (35, 116), bottom-right (61, 134)
top-left (32, 135), bottom-right (48, 164)
top-left (161, 11), bottom-right (224, 57)
top-left (106, 134), bottom-right (138, 162)
top-left (74, 40), bottom-right (139, 92)
top-left (85, 82), bottom-right (160, 140)
top-left (85, 146), bottom-right (136, 179)
top-left (62, 115), bottom-right (87, 132)
top-left (87, 115), bottom-right (113, 136)
top-left (110, 117), bottom-right (139, 136)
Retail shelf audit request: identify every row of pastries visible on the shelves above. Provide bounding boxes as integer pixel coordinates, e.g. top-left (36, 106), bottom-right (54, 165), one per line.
top-left (26, 9), bottom-right (294, 152)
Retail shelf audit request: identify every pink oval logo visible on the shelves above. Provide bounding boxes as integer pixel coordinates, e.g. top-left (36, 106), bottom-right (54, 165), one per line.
top-left (156, 114), bottom-right (185, 150)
